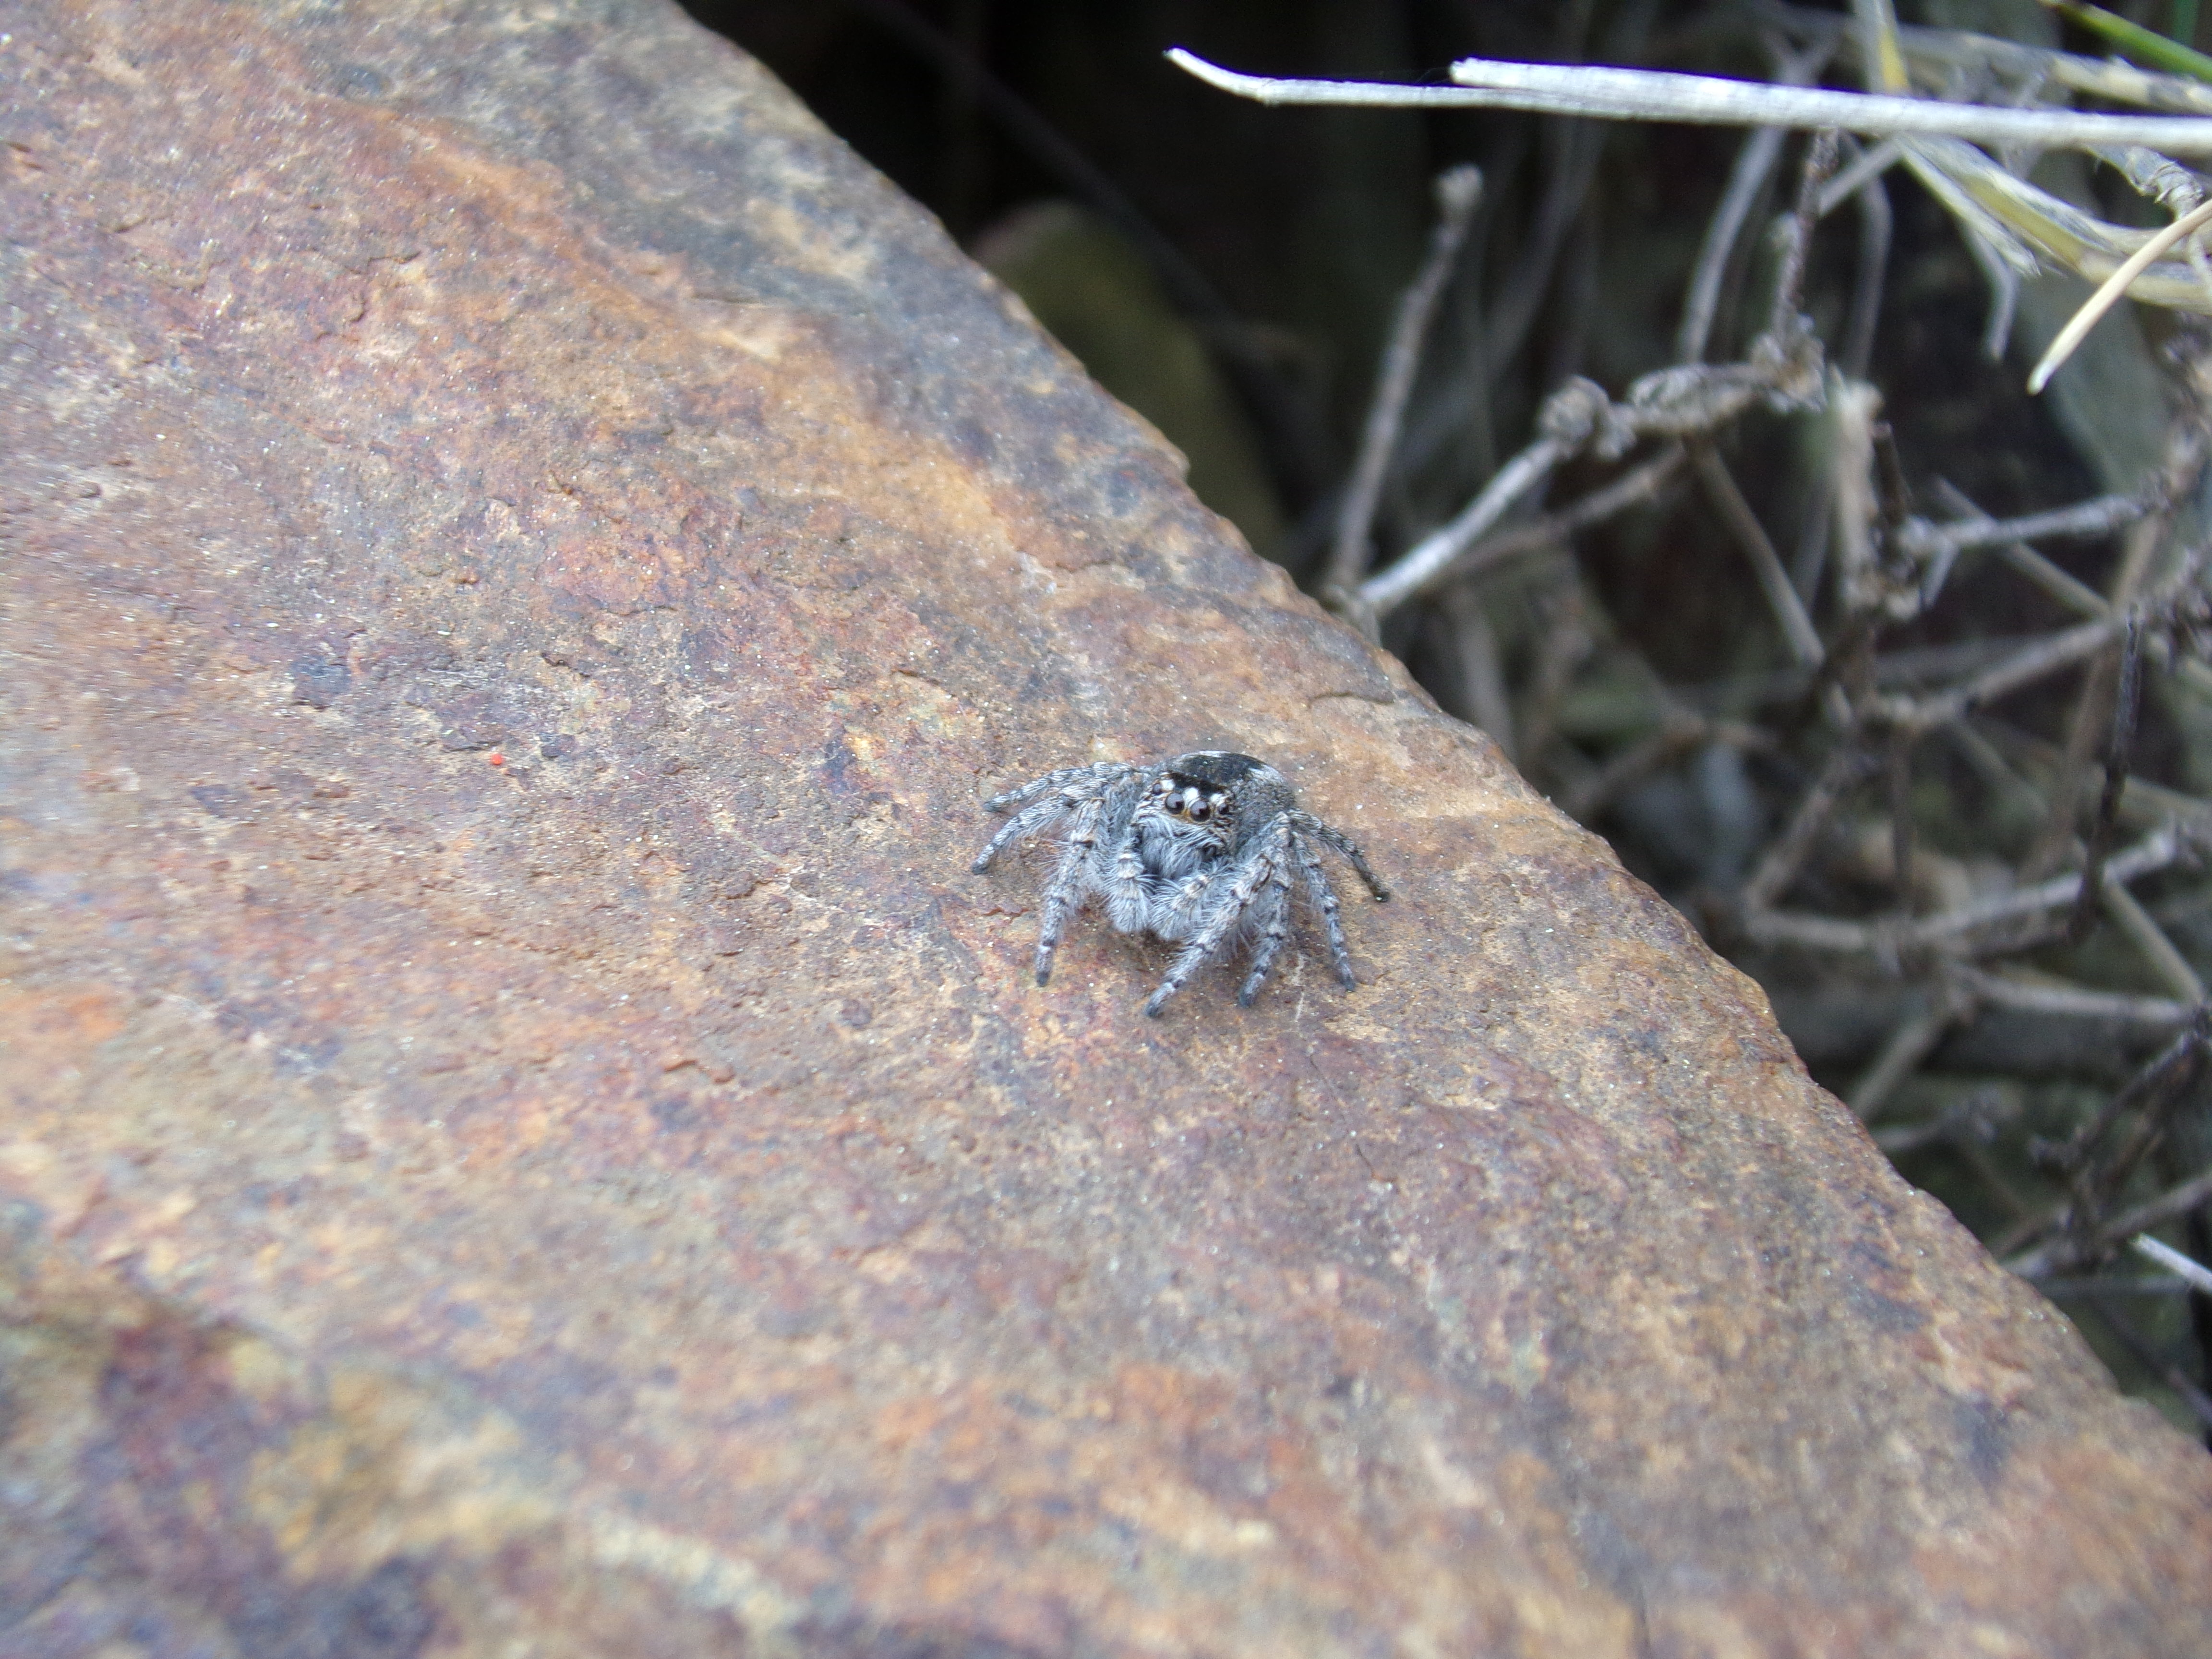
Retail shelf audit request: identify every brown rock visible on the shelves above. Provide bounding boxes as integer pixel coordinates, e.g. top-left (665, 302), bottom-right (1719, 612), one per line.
top-left (2, 1), bottom-right (2208, 1653)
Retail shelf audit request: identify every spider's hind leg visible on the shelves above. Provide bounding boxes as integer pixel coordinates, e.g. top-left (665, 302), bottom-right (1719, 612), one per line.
top-left (1292, 830), bottom-right (1359, 989)
top-left (1235, 858), bottom-right (1297, 1007)
top-left (1294, 813), bottom-right (1390, 902)
top-left (972, 789), bottom-right (1074, 875)
top-left (1032, 795), bottom-right (1104, 986)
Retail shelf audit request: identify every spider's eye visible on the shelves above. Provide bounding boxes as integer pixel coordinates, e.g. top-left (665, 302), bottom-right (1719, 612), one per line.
top-left (1189, 800), bottom-right (1210, 822)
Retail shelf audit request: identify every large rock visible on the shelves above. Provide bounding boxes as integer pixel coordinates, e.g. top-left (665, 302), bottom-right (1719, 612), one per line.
top-left (3, 2), bottom-right (2209, 1653)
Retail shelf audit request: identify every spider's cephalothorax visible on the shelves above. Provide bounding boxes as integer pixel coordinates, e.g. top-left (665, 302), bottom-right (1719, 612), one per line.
top-left (971, 750), bottom-right (1390, 1017)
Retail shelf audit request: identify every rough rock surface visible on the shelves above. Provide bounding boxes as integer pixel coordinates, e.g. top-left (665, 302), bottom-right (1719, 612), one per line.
top-left (3, 2), bottom-right (2211, 1654)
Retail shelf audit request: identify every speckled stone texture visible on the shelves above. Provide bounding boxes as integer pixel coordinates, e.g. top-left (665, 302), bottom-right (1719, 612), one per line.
top-left (3, 2), bottom-right (2210, 1654)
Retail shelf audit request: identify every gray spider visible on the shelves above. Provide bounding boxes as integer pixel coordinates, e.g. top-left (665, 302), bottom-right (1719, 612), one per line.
top-left (972, 751), bottom-right (1389, 1017)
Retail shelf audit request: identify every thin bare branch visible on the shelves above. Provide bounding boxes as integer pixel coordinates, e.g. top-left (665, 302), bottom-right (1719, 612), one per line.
top-left (1166, 49), bottom-right (2212, 154)
top-left (1437, 582), bottom-right (1516, 760)
top-left (1897, 491), bottom-right (2149, 560)
top-left (1950, 965), bottom-right (2196, 1028)
top-left (2071, 621), bottom-right (2147, 939)
top-left (1848, 992), bottom-right (1959, 1119)
top-left (1842, 161), bottom-right (1891, 381)
top-left (1679, 125), bottom-right (1790, 365)
top-left (1393, 446), bottom-right (1687, 606)
top-left (1358, 433), bottom-right (1571, 616)
top-left (1816, 136), bottom-right (1904, 217)
top-left (1771, 128), bottom-right (1840, 332)
top-left (1746, 824), bottom-right (2195, 957)
top-left (2100, 1163), bottom-right (2212, 1255)
top-left (1692, 443), bottom-right (1826, 667)
top-left (1741, 744), bottom-right (1879, 913)
top-left (1872, 547), bottom-right (2207, 734)
top-left (2101, 878), bottom-right (2208, 1005)
top-left (1679, 44), bottom-right (1832, 364)
top-left (2133, 1234), bottom-right (2212, 1298)
top-left (1324, 166), bottom-right (1484, 594)
top-left (2025, 512), bottom-right (2171, 878)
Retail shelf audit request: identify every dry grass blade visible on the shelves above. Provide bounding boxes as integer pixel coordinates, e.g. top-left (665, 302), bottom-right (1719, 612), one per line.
top-left (2031, 196), bottom-right (2212, 393)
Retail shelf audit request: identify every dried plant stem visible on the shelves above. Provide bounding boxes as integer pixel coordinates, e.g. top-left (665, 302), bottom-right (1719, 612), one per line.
top-left (1359, 435), bottom-right (1571, 614)
top-left (2101, 878), bottom-right (2207, 1005)
top-left (2049, 1015), bottom-right (2203, 1182)
top-left (1168, 48), bottom-right (2212, 153)
top-left (1562, 714), bottom-right (1770, 821)
top-left (2134, 1234), bottom-right (2212, 1298)
top-left (2026, 514), bottom-right (2166, 878)
top-left (1678, 121), bottom-right (1791, 364)
top-left (2069, 621), bottom-right (2147, 939)
top-left (1394, 446), bottom-right (1686, 606)
top-left (1842, 164), bottom-right (1892, 380)
top-left (1516, 582), bottom-right (1593, 770)
top-left (1324, 166), bottom-right (1484, 595)
top-left (1772, 129), bottom-right (1839, 329)
top-left (1741, 744), bottom-right (1877, 912)
top-left (1996, 541), bottom-right (2110, 618)
top-left (1847, 992), bottom-right (1958, 1119)
top-left (1692, 443), bottom-right (1825, 666)
top-left (1747, 824), bottom-right (2194, 957)
top-left (1863, 545), bottom-right (2206, 736)
top-left (2080, 1298), bottom-right (2212, 1430)
top-left (2098, 1164), bottom-right (2212, 1254)
top-left (1678, 42), bottom-right (1832, 363)
top-left (1950, 965), bottom-right (2197, 1028)
top-left (1437, 582), bottom-right (1515, 759)
top-left (1897, 491), bottom-right (2151, 559)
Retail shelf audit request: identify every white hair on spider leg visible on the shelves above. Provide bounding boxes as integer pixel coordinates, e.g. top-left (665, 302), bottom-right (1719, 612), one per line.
top-left (972, 750), bottom-right (1390, 1018)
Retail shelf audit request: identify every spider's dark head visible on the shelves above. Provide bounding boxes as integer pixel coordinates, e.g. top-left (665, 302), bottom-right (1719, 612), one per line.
top-left (1165, 751), bottom-right (1270, 792)
top-left (1153, 751), bottom-right (1291, 837)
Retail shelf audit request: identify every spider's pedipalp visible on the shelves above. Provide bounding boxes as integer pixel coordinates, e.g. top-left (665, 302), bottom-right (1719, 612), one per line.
top-left (1294, 812), bottom-right (1391, 902)
top-left (1143, 817), bottom-right (1290, 1017)
top-left (1157, 865), bottom-right (1218, 940)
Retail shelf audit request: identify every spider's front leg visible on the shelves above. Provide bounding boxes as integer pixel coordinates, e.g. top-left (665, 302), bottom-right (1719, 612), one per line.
top-left (1153, 865), bottom-right (1220, 941)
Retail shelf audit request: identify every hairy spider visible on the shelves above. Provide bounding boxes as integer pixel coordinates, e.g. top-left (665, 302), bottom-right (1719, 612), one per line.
top-left (972, 751), bottom-right (1390, 1017)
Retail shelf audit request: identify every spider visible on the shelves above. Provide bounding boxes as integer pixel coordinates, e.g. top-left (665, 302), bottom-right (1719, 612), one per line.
top-left (972, 751), bottom-right (1390, 1017)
